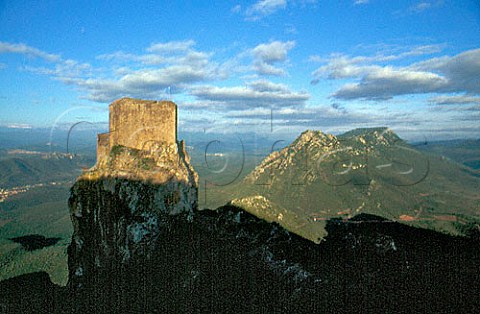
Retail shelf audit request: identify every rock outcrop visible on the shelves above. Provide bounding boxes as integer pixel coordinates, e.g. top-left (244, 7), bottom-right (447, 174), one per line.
top-left (67, 98), bottom-right (198, 291)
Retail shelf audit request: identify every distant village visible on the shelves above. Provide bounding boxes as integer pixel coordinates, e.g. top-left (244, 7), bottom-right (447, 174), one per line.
top-left (0, 181), bottom-right (70, 203)
top-left (7, 149), bottom-right (75, 160)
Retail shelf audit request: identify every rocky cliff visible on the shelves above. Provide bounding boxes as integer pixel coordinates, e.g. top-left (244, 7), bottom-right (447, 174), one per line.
top-left (3, 208), bottom-right (480, 313)
top-left (68, 140), bottom-right (198, 290)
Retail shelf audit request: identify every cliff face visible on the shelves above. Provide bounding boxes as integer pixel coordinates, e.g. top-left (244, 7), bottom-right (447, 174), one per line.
top-left (61, 204), bottom-right (480, 313)
top-left (68, 140), bottom-right (198, 290)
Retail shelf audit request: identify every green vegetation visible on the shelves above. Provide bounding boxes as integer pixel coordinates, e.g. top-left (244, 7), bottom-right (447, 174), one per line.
top-left (138, 157), bottom-right (155, 170)
top-left (110, 144), bottom-right (127, 157)
top-left (220, 129), bottom-right (480, 242)
top-left (0, 153), bottom-right (91, 189)
top-left (0, 184), bottom-right (72, 285)
top-left (417, 139), bottom-right (480, 171)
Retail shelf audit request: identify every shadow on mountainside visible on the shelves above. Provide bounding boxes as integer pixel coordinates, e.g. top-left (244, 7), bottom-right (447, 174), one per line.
top-left (0, 206), bottom-right (479, 313)
top-left (9, 235), bottom-right (62, 251)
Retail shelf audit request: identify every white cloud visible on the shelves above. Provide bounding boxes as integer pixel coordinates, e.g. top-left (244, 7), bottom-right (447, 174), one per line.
top-left (412, 2), bottom-right (432, 12)
top-left (195, 80), bottom-right (305, 109)
top-left (410, 48), bottom-right (480, 94)
top-left (408, 1), bottom-right (443, 13)
top-left (354, 0), bottom-right (369, 5)
top-left (394, 1), bottom-right (444, 16)
top-left (219, 104), bottom-right (418, 138)
top-left (97, 51), bottom-right (165, 65)
top-left (333, 67), bottom-right (448, 100)
top-left (0, 41), bottom-right (93, 81)
top-left (243, 0), bottom-right (317, 20)
top-left (253, 41), bottom-right (294, 64)
top-left (312, 47), bottom-right (480, 101)
top-left (74, 65), bottom-right (217, 102)
top-left (311, 44), bottom-right (445, 83)
top-left (249, 80), bottom-right (291, 92)
top-left (179, 103), bottom-right (376, 136)
top-left (189, 80), bottom-right (309, 109)
top-left (252, 41), bottom-right (295, 76)
top-left (254, 62), bottom-right (286, 76)
top-left (17, 40), bottom-right (227, 103)
top-left (246, 0), bottom-right (287, 19)
top-left (25, 59), bottom-right (92, 79)
top-left (231, 4), bottom-right (242, 13)
top-left (213, 101), bottom-right (480, 140)
top-left (6, 123), bottom-right (32, 129)
top-left (311, 55), bottom-right (381, 81)
top-left (97, 40), bottom-right (205, 66)
top-left (5, 40), bottom-right (264, 104)
top-left (146, 40), bottom-right (196, 53)
top-left (0, 42), bottom-right (61, 62)
top-left (429, 95), bottom-right (480, 106)
top-left (179, 100), bottom-right (227, 111)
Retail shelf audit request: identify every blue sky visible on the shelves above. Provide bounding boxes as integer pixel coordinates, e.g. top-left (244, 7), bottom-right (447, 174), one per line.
top-left (0, 0), bottom-right (479, 141)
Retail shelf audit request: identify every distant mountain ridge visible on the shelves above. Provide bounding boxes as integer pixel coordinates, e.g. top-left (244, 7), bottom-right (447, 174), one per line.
top-left (231, 127), bottom-right (480, 243)
top-left (0, 154), bottom-right (92, 189)
top-left (416, 138), bottom-right (480, 171)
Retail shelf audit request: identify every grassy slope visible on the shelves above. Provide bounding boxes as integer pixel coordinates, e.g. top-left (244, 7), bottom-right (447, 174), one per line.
top-left (0, 153), bottom-right (93, 188)
top-left (417, 139), bottom-right (480, 171)
top-left (0, 181), bottom-right (74, 286)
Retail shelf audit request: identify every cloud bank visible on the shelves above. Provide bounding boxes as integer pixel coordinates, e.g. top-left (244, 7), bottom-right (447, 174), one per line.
top-left (312, 47), bottom-right (480, 104)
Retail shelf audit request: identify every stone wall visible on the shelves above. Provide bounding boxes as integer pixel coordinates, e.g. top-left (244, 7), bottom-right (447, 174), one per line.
top-left (109, 98), bottom-right (177, 150)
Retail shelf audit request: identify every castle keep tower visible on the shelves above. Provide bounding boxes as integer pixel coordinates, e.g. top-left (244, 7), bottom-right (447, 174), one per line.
top-left (96, 97), bottom-right (178, 164)
top-left (71, 98), bottom-right (198, 291)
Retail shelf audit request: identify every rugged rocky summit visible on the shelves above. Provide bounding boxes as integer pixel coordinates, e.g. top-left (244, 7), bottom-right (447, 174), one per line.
top-left (245, 127), bottom-right (401, 184)
top-left (87, 140), bottom-right (197, 194)
top-left (232, 127), bottom-right (480, 243)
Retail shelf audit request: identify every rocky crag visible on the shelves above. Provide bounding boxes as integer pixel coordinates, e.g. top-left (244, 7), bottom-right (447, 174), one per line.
top-left (231, 128), bottom-right (480, 243)
top-left (67, 143), bottom-right (198, 291)
top-left (67, 98), bottom-right (198, 291)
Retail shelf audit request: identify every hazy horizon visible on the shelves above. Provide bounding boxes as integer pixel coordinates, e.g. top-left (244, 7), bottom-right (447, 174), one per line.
top-left (1, 0), bottom-right (479, 141)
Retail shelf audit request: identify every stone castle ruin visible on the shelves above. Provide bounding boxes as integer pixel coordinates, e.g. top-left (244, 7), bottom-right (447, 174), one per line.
top-left (96, 97), bottom-right (178, 164)
top-left (89, 97), bottom-right (198, 190)
top-left (84, 96), bottom-right (198, 212)
top-left (69, 98), bottom-right (198, 290)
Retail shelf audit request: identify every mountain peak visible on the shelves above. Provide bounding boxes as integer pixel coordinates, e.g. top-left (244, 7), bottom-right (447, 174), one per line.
top-left (236, 127), bottom-right (480, 243)
top-left (245, 129), bottom-right (340, 184)
top-left (291, 129), bottom-right (338, 149)
top-left (338, 127), bottom-right (401, 146)
top-left (246, 127), bottom-right (404, 185)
